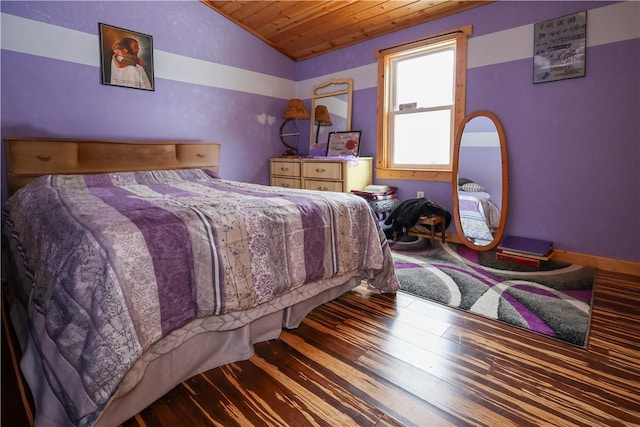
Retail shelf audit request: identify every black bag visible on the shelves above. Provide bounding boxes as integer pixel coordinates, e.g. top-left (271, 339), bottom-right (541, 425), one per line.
top-left (384, 197), bottom-right (451, 234)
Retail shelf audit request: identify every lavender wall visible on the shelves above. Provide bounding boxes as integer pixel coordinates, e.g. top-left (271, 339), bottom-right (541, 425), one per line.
top-left (2, 1), bottom-right (638, 263)
top-left (297, 1), bottom-right (639, 263)
top-left (1, 1), bottom-right (296, 203)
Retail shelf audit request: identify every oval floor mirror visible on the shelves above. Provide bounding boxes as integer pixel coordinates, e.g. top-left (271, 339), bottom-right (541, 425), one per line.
top-left (452, 111), bottom-right (508, 251)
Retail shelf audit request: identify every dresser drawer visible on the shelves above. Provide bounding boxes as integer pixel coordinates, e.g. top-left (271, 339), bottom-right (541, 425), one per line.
top-left (271, 176), bottom-right (301, 189)
top-left (269, 157), bottom-right (372, 194)
top-left (304, 179), bottom-right (343, 192)
top-left (270, 161), bottom-right (301, 177)
top-left (302, 162), bottom-right (342, 180)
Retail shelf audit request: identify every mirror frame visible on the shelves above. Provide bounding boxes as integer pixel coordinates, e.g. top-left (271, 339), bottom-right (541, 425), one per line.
top-left (452, 110), bottom-right (508, 251)
top-left (309, 78), bottom-right (353, 150)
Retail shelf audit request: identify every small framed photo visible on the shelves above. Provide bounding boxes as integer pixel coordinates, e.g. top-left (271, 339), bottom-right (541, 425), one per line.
top-left (326, 131), bottom-right (361, 157)
top-left (99, 23), bottom-right (154, 91)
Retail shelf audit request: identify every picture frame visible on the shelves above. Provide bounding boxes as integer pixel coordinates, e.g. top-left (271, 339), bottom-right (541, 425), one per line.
top-left (533, 11), bottom-right (586, 84)
top-left (99, 23), bottom-right (154, 91)
top-left (326, 131), bottom-right (361, 157)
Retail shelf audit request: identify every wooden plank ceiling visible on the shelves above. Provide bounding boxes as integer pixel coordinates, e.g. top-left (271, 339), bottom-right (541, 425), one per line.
top-left (201, 1), bottom-right (493, 61)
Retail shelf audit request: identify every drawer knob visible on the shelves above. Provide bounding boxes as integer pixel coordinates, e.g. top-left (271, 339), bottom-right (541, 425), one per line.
top-left (282, 183), bottom-right (290, 187)
top-left (196, 153), bottom-right (205, 158)
top-left (280, 167), bottom-right (289, 172)
top-left (315, 168), bottom-right (326, 173)
top-left (36, 155), bottom-right (51, 162)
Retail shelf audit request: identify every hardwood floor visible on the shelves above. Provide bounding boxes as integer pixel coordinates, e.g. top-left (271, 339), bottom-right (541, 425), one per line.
top-left (3, 271), bottom-right (639, 426)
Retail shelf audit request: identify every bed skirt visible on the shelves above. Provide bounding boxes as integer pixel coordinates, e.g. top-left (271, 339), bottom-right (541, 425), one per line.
top-left (10, 274), bottom-right (365, 427)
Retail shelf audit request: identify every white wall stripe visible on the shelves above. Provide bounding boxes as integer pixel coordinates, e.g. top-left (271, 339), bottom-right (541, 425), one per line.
top-left (468, 25), bottom-right (534, 69)
top-left (0, 13), bottom-right (294, 99)
top-left (2, 1), bottom-right (637, 99)
top-left (0, 13), bottom-right (98, 66)
top-left (588, 0), bottom-right (640, 46)
top-left (468, 1), bottom-right (640, 69)
top-left (300, 1), bottom-right (639, 94)
top-left (295, 63), bottom-right (377, 100)
top-left (155, 51), bottom-right (294, 98)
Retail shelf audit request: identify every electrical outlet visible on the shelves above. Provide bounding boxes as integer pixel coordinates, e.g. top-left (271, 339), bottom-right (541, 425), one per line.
top-left (416, 191), bottom-right (424, 198)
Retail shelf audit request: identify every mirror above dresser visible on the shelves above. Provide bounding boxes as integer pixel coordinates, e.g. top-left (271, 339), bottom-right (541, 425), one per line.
top-left (309, 78), bottom-right (353, 156)
top-left (269, 78), bottom-right (371, 194)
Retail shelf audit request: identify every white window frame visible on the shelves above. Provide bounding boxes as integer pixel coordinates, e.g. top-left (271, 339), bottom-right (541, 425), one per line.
top-left (376, 26), bottom-right (471, 182)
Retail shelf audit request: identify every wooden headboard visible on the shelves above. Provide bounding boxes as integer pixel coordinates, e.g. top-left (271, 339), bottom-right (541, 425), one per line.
top-left (4, 137), bottom-right (221, 195)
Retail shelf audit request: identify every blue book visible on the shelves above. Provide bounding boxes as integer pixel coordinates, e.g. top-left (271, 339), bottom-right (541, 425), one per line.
top-left (498, 235), bottom-right (553, 257)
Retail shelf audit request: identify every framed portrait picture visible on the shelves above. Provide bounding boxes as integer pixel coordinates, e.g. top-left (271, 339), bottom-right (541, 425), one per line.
top-left (533, 11), bottom-right (586, 84)
top-left (99, 23), bottom-right (154, 91)
top-left (326, 131), bottom-right (361, 157)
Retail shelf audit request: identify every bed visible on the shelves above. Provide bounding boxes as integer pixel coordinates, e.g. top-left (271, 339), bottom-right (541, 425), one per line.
top-left (2, 137), bottom-right (399, 427)
top-left (457, 190), bottom-right (501, 245)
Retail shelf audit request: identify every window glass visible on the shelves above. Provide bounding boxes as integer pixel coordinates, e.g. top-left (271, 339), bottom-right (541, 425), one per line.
top-left (395, 47), bottom-right (454, 109)
top-left (392, 109), bottom-right (452, 166)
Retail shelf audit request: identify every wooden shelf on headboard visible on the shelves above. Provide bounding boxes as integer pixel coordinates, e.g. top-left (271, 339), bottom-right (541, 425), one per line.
top-left (4, 137), bottom-right (221, 195)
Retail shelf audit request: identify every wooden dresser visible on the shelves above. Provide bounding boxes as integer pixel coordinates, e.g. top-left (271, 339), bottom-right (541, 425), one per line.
top-left (270, 157), bottom-right (372, 192)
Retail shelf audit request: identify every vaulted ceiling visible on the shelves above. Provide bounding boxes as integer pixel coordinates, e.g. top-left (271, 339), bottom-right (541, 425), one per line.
top-left (202, 1), bottom-right (493, 61)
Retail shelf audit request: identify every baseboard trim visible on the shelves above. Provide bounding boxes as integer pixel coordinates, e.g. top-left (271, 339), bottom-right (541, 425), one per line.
top-left (551, 250), bottom-right (640, 277)
top-left (445, 233), bottom-right (640, 277)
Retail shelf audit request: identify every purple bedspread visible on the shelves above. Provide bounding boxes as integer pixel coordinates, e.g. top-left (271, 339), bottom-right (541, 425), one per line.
top-left (3, 169), bottom-right (398, 426)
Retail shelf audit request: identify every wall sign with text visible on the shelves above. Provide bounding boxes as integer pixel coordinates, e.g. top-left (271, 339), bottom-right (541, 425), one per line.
top-left (533, 11), bottom-right (586, 84)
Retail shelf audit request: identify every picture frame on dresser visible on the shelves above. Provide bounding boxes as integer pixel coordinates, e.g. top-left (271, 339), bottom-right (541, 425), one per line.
top-left (326, 131), bottom-right (361, 157)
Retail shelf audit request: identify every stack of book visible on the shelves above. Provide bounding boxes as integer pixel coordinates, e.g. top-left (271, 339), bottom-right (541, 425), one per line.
top-left (496, 235), bottom-right (554, 267)
top-left (351, 184), bottom-right (398, 201)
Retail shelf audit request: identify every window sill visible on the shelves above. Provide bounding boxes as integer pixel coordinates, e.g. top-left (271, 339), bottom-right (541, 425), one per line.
top-left (375, 168), bottom-right (452, 182)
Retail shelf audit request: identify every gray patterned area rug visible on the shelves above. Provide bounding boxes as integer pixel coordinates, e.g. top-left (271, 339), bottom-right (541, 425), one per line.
top-left (391, 240), bottom-right (596, 347)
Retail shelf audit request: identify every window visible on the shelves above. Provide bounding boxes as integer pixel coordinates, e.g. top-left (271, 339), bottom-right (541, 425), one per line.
top-left (376, 26), bottom-right (471, 181)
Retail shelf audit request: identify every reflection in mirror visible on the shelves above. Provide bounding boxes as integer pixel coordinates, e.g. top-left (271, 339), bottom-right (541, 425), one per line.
top-left (309, 78), bottom-right (353, 155)
top-left (452, 111), bottom-right (508, 251)
top-left (313, 105), bottom-right (333, 146)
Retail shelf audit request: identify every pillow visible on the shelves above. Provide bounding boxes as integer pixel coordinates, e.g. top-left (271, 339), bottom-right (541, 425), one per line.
top-left (458, 177), bottom-right (474, 186)
top-left (203, 169), bottom-right (220, 179)
top-left (460, 182), bottom-right (486, 192)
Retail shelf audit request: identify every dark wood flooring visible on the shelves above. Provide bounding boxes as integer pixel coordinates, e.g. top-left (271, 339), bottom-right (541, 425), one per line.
top-left (3, 270), bottom-right (639, 426)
